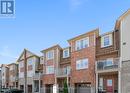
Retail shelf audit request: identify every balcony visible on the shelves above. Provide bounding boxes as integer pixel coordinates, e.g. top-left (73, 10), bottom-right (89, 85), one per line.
top-left (56, 67), bottom-right (71, 78)
top-left (33, 73), bottom-right (41, 80)
top-left (10, 76), bottom-right (18, 82)
top-left (96, 58), bottom-right (120, 73)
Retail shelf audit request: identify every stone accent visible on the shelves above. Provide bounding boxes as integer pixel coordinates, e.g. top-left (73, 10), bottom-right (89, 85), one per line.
top-left (121, 61), bottom-right (130, 93)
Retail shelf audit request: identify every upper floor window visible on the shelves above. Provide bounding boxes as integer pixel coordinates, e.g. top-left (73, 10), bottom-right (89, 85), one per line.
top-left (19, 61), bottom-right (24, 68)
top-left (10, 65), bottom-right (14, 70)
top-left (27, 58), bottom-right (33, 66)
top-left (46, 66), bottom-right (54, 74)
top-left (46, 50), bottom-right (54, 60)
top-left (76, 58), bottom-right (88, 70)
top-left (63, 48), bottom-right (69, 58)
top-left (75, 37), bottom-right (89, 51)
top-left (101, 34), bottom-right (113, 48)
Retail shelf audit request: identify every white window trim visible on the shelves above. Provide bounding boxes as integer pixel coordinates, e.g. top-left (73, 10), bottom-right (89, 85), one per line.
top-left (46, 50), bottom-right (54, 60)
top-left (63, 48), bottom-right (70, 58)
top-left (27, 58), bottom-right (34, 66)
top-left (19, 61), bottom-right (24, 68)
top-left (46, 66), bottom-right (54, 74)
top-left (75, 37), bottom-right (89, 51)
top-left (76, 58), bottom-right (89, 70)
top-left (101, 34), bottom-right (113, 48)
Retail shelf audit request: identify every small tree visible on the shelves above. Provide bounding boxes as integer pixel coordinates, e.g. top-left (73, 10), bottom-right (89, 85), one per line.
top-left (63, 80), bottom-right (68, 93)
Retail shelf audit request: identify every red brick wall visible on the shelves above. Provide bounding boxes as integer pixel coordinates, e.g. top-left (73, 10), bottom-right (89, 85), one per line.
top-left (69, 31), bottom-right (98, 87)
top-left (42, 47), bottom-right (61, 85)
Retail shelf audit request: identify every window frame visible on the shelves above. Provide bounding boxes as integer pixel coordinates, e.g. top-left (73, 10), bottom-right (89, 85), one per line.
top-left (63, 48), bottom-right (70, 58)
top-left (76, 58), bottom-right (89, 70)
top-left (46, 50), bottom-right (54, 60)
top-left (46, 66), bottom-right (54, 74)
top-left (101, 34), bottom-right (113, 48)
top-left (75, 37), bottom-right (89, 51)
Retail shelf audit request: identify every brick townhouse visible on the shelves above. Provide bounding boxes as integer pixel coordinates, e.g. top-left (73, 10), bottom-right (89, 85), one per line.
top-left (68, 29), bottom-right (99, 93)
top-left (41, 45), bottom-right (62, 93)
top-left (8, 63), bottom-right (19, 89)
top-left (40, 45), bottom-right (71, 93)
top-left (56, 47), bottom-right (71, 93)
top-left (95, 9), bottom-right (130, 93)
top-left (17, 49), bottom-right (42, 93)
top-left (95, 31), bottom-right (120, 93)
top-left (1, 64), bottom-right (9, 88)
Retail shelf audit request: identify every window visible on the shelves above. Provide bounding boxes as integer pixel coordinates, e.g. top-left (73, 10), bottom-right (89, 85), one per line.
top-left (46, 50), bottom-right (54, 60)
top-left (75, 37), bottom-right (89, 51)
top-left (63, 48), bottom-right (69, 58)
top-left (19, 72), bottom-right (24, 78)
top-left (105, 59), bottom-right (113, 66)
top-left (101, 34), bottom-right (112, 48)
top-left (19, 61), bottom-right (24, 68)
top-left (76, 59), bottom-right (88, 70)
top-left (46, 66), bottom-right (54, 74)
top-left (63, 66), bottom-right (71, 75)
top-left (10, 65), bottom-right (14, 70)
top-left (107, 79), bottom-right (112, 86)
top-left (27, 58), bottom-right (33, 66)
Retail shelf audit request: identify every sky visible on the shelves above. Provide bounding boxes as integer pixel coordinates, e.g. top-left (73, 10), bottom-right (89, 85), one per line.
top-left (0, 0), bottom-right (130, 64)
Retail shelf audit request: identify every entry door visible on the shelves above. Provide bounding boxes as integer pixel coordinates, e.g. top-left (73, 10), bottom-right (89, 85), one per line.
top-left (28, 85), bottom-right (32, 93)
top-left (46, 84), bottom-right (53, 93)
top-left (106, 79), bottom-right (113, 93)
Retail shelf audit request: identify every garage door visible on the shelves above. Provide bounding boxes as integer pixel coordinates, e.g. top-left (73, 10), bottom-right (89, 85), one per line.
top-left (75, 83), bottom-right (91, 93)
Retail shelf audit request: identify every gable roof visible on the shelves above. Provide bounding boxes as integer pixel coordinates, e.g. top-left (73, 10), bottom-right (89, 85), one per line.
top-left (115, 9), bottom-right (130, 29)
top-left (67, 28), bottom-right (99, 42)
top-left (17, 49), bottom-right (39, 62)
top-left (41, 44), bottom-right (62, 53)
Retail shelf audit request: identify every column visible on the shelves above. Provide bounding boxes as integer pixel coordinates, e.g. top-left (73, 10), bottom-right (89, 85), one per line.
top-left (118, 71), bottom-right (121, 93)
top-left (96, 73), bottom-right (98, 93)
top-left (32, 81), bottom-right (34, 93)
top-left (39, 80), bottom-right (40, 93)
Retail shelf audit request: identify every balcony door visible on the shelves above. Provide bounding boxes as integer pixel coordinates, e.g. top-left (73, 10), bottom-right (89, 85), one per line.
top-left (106, 79), bottom-right (113, 93)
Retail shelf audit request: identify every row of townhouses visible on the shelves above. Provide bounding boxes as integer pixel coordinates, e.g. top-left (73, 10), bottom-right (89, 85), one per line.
top-left (0, 9), bottom-right (130, 93)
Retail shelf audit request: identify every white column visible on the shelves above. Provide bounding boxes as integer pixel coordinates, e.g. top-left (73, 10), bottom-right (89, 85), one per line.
top-left (39, 79), bottom-right (40, 93)
top-left (118, 71), bottom-right (121, 93)
top-left (96, 73), bottom-right (98, 93)
top-left (32, 81), bottom-right (34, 93)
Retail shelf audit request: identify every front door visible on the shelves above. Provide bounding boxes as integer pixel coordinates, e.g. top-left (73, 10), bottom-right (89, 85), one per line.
top-left (106, 79), bottom-right (113, 93)
top-left (46, 84), bottom-right (53, 93)
top-left (28, 85), bottom-right (32, 93)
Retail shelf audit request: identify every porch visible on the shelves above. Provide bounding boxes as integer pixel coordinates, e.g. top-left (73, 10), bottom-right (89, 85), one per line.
top-left (97, 72), bottom-right (118, 93)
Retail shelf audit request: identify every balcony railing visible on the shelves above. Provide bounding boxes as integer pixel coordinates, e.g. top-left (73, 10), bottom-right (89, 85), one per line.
top-left (96, 58), bottom-right (120, 72)
top-left (33, 73), bottom-right (41, 80)
top-left (10, 76), bottom-right (18, 82)
top-left (56, 67), bottom-right (71, 77)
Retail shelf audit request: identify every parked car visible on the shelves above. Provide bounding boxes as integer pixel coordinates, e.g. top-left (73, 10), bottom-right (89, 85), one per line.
top-left (4, 89), bottom-right (24, 93)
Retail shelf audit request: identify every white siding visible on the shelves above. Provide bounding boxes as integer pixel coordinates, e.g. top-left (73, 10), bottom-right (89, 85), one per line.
top-left (121, 14), bottom-right (130, 61)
